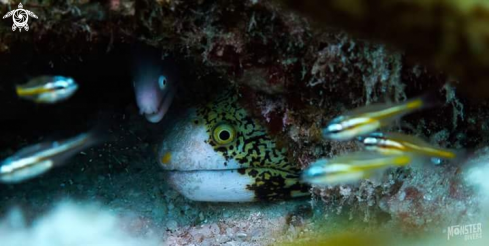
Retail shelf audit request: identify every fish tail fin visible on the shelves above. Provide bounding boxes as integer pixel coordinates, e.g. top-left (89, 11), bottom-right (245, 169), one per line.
top-left (405, 98), bottom-right (424, 110)
top-left (15, 86), bottom-right (49, 97)
top-left (83, 130), bottom-right (103, 149)
top-left (86, 119), bottom-right (114, 147)
top-left (436, 148), bottom-right (458, 159)
top-left (412, 145), bottom-right (458, 160)
top-left (49, 131), bottom-right (103, 168)
top-left (410, 148), bottom-right (468, 168)
top-left (422, 149), bottom-right (462, 168)
top-left (446, 148), bottom-right (470, 164)
top-left (409, 92), bottom-right (442, 110)
top-left (399, 92), bottom-right (441, 118)
top-left (393, 155), bottom-right (412, 167)
top-left (420, 91), bottom-right (444, 108)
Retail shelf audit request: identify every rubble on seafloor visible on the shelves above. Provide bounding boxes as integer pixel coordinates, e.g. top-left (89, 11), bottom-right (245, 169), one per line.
top-left (1, 0), bottom-right (489, 245)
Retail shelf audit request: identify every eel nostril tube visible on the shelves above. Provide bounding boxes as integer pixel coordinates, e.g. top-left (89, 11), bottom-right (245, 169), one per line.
top-left (161, 152), bottom-right (172, 165)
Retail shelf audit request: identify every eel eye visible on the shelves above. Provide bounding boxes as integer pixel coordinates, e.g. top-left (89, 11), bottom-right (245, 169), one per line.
top-left (212, 122), bottom-right (236, 145)
top-left (158, 75), bottom-right (167, 90)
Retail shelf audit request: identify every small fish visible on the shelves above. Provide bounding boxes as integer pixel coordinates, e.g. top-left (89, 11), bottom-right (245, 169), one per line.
top-left (302, 152), bottom-right (411, 185)
top-left (323, 96), bottom-right (432, 140)
top-left (0, 132), bottom-right (96, 183)
top-left (358, 132), bottom-right (456, 159)
top-left (16, 76), bottom-right (78, 104)
top-left (132, 45), bottom-right (178, 123)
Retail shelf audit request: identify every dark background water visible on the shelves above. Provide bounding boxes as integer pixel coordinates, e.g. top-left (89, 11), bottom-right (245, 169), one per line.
top-left (0, 43), bottom-right (135, 149)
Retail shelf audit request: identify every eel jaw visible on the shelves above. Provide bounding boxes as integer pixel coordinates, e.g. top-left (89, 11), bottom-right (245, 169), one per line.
top-left (165, 167), bottom-right (309, 202)
top-left (166, 170), bottom-right (256, 202)
top-left (143, 87), bottom-right (176, 123)
top-left (144, 106), bottom-right (166, 123)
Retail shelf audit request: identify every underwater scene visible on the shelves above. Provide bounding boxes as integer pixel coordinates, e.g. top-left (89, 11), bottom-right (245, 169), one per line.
top-left (1, 0), bottom-right (489, 245)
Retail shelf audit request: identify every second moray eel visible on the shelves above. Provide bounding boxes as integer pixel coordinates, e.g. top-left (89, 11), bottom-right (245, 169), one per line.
top-left (158, 89), bottom-right (309, 202)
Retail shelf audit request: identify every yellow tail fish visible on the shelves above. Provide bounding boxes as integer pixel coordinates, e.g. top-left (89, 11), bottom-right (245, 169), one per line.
top-left (302, 152), bottom-right (411, 186)
top-left (358, 132), bottom-right (456, 159)
top-left (323, 96), bottom-right (432, 141)
top-left (16, 76), bottom-right (78, 104)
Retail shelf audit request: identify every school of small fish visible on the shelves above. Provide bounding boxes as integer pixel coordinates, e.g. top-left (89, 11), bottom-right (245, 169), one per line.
top-left (0, 75), bottom-right (86, 183)
top-left (302, 96), bottom-right (457, 186)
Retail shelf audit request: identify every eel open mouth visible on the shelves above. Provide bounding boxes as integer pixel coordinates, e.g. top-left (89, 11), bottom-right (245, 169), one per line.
top-left (143, 87), bottom-right (176, 123)
top-left (159, 141), bottom-right (261, 202)
top-left (164, 167), bottom-right (306, 202)
top-left (165, 169), bottom-right (257, 202)
top-left (160, 148), bottom-right (307, 202)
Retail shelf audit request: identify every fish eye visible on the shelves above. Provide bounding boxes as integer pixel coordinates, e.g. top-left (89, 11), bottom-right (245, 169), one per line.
top-left (158, 75), bottom-right (167, 90)
top-left (51, 80), bottom-right (70, 90)
top-left (327, 124), bottom-right (343, 134)
top-left (52, 84), bottom-right (65, 90)
top-left (362, 137), bottom-right (378, 146)
top-left (212, 122), bottom-right (236, 145)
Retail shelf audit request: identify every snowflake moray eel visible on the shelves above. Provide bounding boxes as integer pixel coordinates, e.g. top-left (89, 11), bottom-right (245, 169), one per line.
top-left (158, 90), bottom-right (309, 202)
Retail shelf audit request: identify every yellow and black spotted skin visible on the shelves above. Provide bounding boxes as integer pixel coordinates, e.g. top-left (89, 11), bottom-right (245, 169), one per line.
top-left (193, 90), bottom-right (309, 201)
